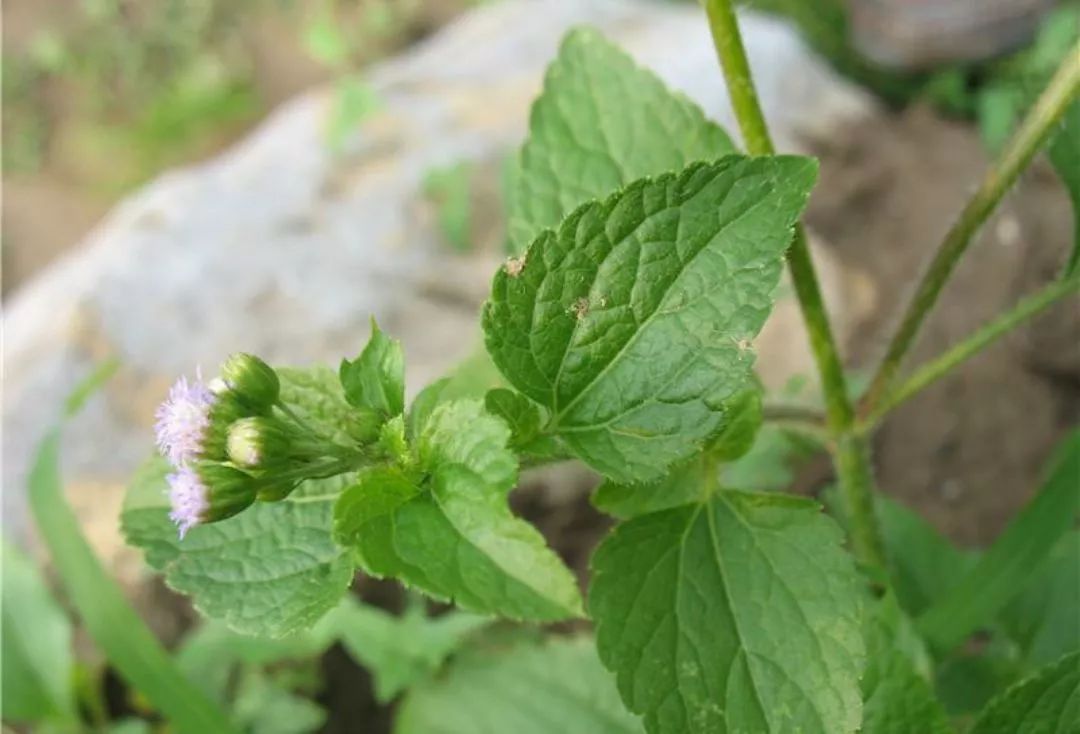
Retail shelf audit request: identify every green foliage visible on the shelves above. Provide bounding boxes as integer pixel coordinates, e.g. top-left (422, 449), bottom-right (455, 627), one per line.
top-left (336, 596), bottom-right (489, 702)
top-left (860, 595), bottom-right (952, 734)
top-left (335, 400), bottom-right (582, 620)
top-left (968, 652), bottom-right (1080, 734)
top-left (1000, 532), bottom-right (1080, 668)
top-left (1, 541), bottom-right (76, 725)
top-left (483, 388), bottom-right (543, 449)
top-left (591, 455), bottom-right (710, 520)
top-left (340, 320), bottom-right (406, 419)
top-left (919, 431), bottom-right (1080, 651)
top-left (396, 636), bottom-right (644, 734)
top-left (485, 157), bottom-right (817, 483)
top-left (590, 492), bottom-right (864, 733)
top-left (122, 368), bottom-right (357, 638)
top-left (507, 27), bottom-right (735, 255)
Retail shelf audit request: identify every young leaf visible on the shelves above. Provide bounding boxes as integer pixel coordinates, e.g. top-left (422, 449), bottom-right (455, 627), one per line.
top-left (484, 388), bottom-right (542, 448)
top-left (485, 157), bottom-right (818, 483)
top-left (861, 595), bottom-right (953, 734)
top-left (231, 669), bottom-right (326, 734)
top-left (396, 636), bottom-right (643, 734)
top-left (591, 455), bottom-right (708, 520)
top-left (705, 387), bottom-right (762, 461)
top-left (968, 651), bottom-right (1080, 734)
top-left (1, 541), bottom-right (76, 724)
top-left (918, 431), bottom-right (1080, 651)
top-left (122, 368), bottom-right (357, 638)
top-left (508, 27), bottom-right (736, 254)
top-left (590, 491), bottom-right (864, 734)
top-left (335, 597), bottom-right (488, 703)
top-left (335, 400), bottom-right (583, 620)
top-left (340, 319), bottom-right (406, 418)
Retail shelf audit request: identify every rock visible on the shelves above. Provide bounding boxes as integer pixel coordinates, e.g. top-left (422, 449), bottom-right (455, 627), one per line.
top-left (2, 0), bottom-right (876, 557)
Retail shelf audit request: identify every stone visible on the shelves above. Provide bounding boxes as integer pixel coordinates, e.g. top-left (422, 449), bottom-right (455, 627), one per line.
top-left (2, 0), bottom-right (876, 558)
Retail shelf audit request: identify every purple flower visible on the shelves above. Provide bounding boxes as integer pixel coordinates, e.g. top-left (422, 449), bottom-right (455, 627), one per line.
top-left (155, 374), bottom-right (216, 466)
top-left (167, 466), bottom-right (209, 538)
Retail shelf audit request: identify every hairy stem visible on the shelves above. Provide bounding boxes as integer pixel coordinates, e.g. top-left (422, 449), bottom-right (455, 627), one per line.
top-left (861, 276), bottom-right (1080, 431)
top-left (705, 0), bottom-right (886, 571)
top-left (861, 42), bottom-right (1080, 414)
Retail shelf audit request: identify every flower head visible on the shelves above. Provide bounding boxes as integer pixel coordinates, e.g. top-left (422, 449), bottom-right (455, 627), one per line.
top-left (167, 465), bottom-right (209, 538)
top-left (221, 353), bottom-right (280, 410)
top-left (155, 374), bottom-right (217, 466)
top-left (167, 463), bottom-right (258, 538)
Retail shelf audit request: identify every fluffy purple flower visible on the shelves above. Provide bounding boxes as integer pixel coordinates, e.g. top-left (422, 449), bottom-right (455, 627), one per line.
top-left (167, 466), bottom-right (209, 538)
top-left (155, 374), bottom-right (216, 466)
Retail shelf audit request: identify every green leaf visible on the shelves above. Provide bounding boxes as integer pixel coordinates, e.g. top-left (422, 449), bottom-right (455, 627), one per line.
top-left (968, 652), bottom-right (1080, 734)
top-left (336, 597), bottom-right (488, 703)
top-left (1000, 531), bottom-right (1080, 668)
top-left (122, 367), bottom-right (356, 638)
top-left (335, 400), bottom-right (583, 620)
top-left (483, 388), bottom-right (542, 448)
top-left (423, 161), bottom-right (473, 252)
top-left (590, 491), bottom-right (864, 734)
top-left (875, 495), bottom-right (977, 617)
top-left (507, 27), bottom-right (736, 255)
top-left (485, 156), bottom-right (818, 483)
top-left (396, 635), bottom-right (643, 734)
top-left (1050, 100), bottom-right (1080, 276)
top-left (705, 388), bottom-right (762, 461)
top-left (919, 431), bottom-right (1080, 651)
top-left (232, 669), bottom-right (326, 734)
top-left (719, 422), bottom-right (818, 491)
top-left (592, 455), bottom-right (709, 520)
top-left (340, 319), bottom-right (405, 418)
top-left (1, 541), bottom-right (76, 724)
top-left (861, 594), bottom-right (953, 734)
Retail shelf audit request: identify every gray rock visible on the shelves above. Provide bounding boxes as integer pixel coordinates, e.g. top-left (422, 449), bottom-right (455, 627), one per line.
top-left (2, 0), bottom-right (875, 550)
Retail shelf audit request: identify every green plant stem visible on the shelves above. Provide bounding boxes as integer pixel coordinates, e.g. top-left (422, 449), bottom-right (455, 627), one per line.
top-left (705, 0), bottom-right (886, 571)
top-left (861, 42), bottom-right (1080, 415)
top-left (860, 277), bottom-right (1080, 432)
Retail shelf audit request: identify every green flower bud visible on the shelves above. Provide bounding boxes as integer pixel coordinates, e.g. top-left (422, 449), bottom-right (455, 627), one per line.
top-left (221, 353), bottom-right (280, 410)
top-left (227, 416), bottom-right (294, 469)
top-left (198, 392), bottom-right (249, 461)
top-left (197, 463), bottom-right (258, 523)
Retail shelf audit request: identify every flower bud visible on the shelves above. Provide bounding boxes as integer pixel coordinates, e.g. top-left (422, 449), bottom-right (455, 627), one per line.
top-left (199, 392), bottom-right (249, 461)
top-left (220, 353), bottom-right (280, 410)
top-left (167, 462), bottom-right (257, 537)
top-left (227, 416), bottom-right (293, 469)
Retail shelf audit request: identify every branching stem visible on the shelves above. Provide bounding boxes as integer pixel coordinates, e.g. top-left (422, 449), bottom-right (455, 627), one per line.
top-left (704, 0), bottom-right (885, 571)
top-left (860, 41), bottom-right (1080, 415)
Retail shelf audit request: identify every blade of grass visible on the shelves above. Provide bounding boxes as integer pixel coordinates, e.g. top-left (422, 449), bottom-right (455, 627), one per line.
top-left (917, 430), bottom-right (1080, 652)
top-left (27, 362), bottom-right (242, 734)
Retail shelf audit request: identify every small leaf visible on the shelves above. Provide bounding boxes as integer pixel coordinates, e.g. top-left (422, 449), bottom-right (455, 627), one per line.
top-left (508, 27), bottom-right (735, 254)
top-left (484, 388), bottom-right (542, 448)
top-left (485, 157), bottom-right (818, 483)
top-left (861, 594), bottom-right (953, 734)
top-left (919, 431), bottom-right (1080, 651)
top-left (590, 491), bottom-right (864, 734)
top-left (340, 319), bottom-right (405, 418)
top-left (335, 400), bottom-right (583, 620)
top-left (336, 597), bottom-right (488, 703)
top-left (705, 387), bottom-right (763, 461)
top-left (396, 636), bottom-right (643, 734)
top-left (592, 455), bottom-right (708, 520)
top-left (1, 541), bottom-right (76, 724)
top-left (122, 368), bottom-right (357, 638)
top-left (232, 669), bottom-right (326, 734)
top-left (968, 652), bottom-right (1080, 734)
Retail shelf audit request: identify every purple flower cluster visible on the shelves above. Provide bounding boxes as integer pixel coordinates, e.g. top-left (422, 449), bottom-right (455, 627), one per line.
top-left (155, 373), bottom-right (217, 537)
